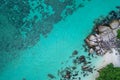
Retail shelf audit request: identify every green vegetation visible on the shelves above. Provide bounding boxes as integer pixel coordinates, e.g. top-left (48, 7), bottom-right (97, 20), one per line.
top-left (96, 63), bottom-right (120, 80)
top-left (117, 29), bottom-right (120, 39)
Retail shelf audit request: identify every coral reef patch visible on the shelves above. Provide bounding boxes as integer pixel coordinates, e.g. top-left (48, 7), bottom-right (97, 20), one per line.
top-left (0, 0), bottom-right (85, 72)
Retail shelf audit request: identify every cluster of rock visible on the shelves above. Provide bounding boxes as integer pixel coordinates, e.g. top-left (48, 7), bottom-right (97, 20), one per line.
top-left (58, 50), bottom-right (95, 80)
top-left (86, 19), bottom-right (120, 55)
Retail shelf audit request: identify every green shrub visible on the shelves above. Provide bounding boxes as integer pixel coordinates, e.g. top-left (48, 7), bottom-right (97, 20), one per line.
top-left (96, 63), bottom-right (120, 80)
top-left (117, 29), bottom-right (120, 39)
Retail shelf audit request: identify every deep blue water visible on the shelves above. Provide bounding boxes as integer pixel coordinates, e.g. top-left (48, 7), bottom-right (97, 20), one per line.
top-left (0, 0), bottom-right (120, 80)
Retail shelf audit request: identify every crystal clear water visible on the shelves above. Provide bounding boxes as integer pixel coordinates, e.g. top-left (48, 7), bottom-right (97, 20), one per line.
top-left (0, 0), bottom-right (120, 80)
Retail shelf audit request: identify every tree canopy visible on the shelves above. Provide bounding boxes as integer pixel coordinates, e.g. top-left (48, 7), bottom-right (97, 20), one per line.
top-left (117, 29), bottom-right (120, 39)
top-left (96, 63), bottom-right (120, 80)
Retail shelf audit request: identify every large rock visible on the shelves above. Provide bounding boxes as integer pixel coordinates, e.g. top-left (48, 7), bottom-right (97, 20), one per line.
top-left (95, 46), bottom-right (100, 51)
top-left (112, 29), bottom-right (118, 36)
top-left (89, 48), bottom-right (94, 54)
top-left (86, 39), bottom-right (90, 44)
top-left (85, 39), bottom-right (97, 47)
top-left (96, 50), bottom-right (101, 54)
top-left (89, 41), bottom-right (98, 46)
top-left (110, 20), bottom-right (119, 29)
top-left (88, 35), bottom-right (96, 41)
top-left (98, 26), bottom-right (111, 33)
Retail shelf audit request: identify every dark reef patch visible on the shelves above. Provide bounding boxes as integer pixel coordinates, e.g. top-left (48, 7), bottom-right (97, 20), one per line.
top-left (0, 0), bottom-right (85, 52)
top-left (0, 0), bottom-right (85, 72)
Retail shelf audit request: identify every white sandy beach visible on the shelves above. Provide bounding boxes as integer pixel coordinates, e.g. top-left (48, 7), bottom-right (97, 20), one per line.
top-left (90, 48), bottom-right (120, 80)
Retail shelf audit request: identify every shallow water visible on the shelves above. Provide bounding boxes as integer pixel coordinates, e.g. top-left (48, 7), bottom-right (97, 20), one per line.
top-left (0, 0), bottom-right (120, 80)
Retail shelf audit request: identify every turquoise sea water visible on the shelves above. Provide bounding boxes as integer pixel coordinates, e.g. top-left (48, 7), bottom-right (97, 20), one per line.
top-left (0, 0), bottom-right (120, 80)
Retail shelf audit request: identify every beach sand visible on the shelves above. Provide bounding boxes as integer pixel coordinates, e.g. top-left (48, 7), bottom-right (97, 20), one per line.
top-left (89, 48), bottom-right (120, 80)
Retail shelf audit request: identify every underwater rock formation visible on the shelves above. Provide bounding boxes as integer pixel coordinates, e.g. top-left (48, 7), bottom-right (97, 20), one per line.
top-left (0, 0), bottom-right (85, 52)
top-left (47, 74), bottom-right (56, 79)
top-left (58, 50), bottom-right (95, 80)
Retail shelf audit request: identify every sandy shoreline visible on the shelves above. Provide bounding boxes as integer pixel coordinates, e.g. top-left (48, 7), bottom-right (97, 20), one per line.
top-left (90, 48), bottom-right (120, 80)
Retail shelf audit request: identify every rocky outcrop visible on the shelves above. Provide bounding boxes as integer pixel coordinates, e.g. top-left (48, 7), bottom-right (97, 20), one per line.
top-left (85, 19), bottom-right (120, 55)
top-left (98, 26), bottom-right (111, 33)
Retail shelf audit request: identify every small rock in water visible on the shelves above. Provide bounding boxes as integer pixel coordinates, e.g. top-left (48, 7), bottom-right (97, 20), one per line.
top-left (72, 71), bottom-right (79, 76)
top-left (72, 50), bottom-right (78, 56)
top-left (79, 55), bottom-right (86, 63)
top-left (72, 66), bottom-right (77, 70)
top-left (116, 6), bottom-right (120, 9)
top-left (89, 48), bottom-right (94, 54)
top-left (73, 59), bottom-right (77, 65)
top-left (65, 70), bottom-right (71, 79)
top-left (78, 3), bottom-right (84, 8)
top-left (82, 44), bottom-right (88, 52)
top-left (22, 78), bottom-right (26, 80)
top-left (47, 74), bottom-right (56, 79)
top-left (79, 77), bottom-right (81, 80)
